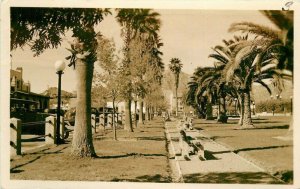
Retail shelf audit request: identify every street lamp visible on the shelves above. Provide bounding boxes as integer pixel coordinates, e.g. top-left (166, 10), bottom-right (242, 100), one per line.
top-left (55, 60), bottom-right (66, 144)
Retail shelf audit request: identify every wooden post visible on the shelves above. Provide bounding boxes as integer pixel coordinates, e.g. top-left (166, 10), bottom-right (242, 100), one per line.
top-left (114, 113), bottom-right (118, 125)
top-left (99, 114), bottom-right (105, 129)
top-left (122, 113), bottom-right (126, 125)
top-left (10, 118), bottom-right (22, 155)
top-left (91, 114), bottom-right (97, 133)
top-left (107, 114), bottom-right (113, 128)
top-left (117, 113), bottom-right (122, 125)
top-left (45, 116), bottom-right (56, 144)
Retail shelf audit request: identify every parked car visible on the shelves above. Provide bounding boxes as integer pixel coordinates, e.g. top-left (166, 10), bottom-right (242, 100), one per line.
top-left (44, 108), bottom-right (65, 116)
top-left (64, 107), bottom-right (100, 126)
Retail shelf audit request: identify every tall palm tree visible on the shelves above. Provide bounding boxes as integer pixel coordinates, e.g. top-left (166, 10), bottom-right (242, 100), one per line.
top-left (228, 10), bottom-right (293, 133)
top-left (116, 8), bottom-right (161, 131)
top-left (169, 58), bottom-right (183, 117)
top-left (222, 39), bottom-right (286, 128)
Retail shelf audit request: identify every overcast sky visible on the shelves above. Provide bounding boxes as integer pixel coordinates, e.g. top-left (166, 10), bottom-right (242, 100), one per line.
top-left (11, 9), bottom-right (278, 93)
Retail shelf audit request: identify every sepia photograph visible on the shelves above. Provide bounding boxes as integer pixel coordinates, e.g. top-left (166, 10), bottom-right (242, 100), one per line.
top-left (1, 0), bottom-right (299, 188)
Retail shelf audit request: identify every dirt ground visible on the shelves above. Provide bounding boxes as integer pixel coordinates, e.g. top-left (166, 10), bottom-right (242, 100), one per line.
top-left (193, 116), bottom-right (293, 183)
top-left (10, 118), bottom-right (172, 182)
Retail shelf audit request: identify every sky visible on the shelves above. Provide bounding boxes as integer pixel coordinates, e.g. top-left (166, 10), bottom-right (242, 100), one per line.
top-left (11, 9), bottom-right (279, 93)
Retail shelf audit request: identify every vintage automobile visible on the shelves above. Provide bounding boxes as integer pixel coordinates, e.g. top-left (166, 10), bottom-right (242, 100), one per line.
top-left (64, 107), bottom-right (100, 126)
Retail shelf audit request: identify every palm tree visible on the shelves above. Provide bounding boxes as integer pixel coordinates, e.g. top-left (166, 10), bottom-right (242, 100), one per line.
top-left (228, 10), bottom-right (293, 133)
top-left (11, 8), bottom-right (110, 157)
top-left (222, 39), bottom-right (287, 128)
top-left (116, 9), bottom-right (161, 131)
top-left (228, 10), bottom-right (293, 72)
top-left (169, 58), bottom-right (183, 117)
top-left (208, 36), bottom-right (248, 124)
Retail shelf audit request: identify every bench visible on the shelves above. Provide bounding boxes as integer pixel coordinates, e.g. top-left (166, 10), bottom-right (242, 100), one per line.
top-left (178, 129), bottom-right (206, 161)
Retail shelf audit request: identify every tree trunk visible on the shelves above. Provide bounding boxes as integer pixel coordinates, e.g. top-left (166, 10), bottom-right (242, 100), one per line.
top-left (206, 102), bottom-right (213, 120)
top-left (71, 58), bottom-right (96, 157)
top-left (146, 105), bottom-right (150, 121)
top-left (241, 90), bottom-right (254, 128)
top-left (175, 86), bottom-right (178, 117)
top-left (112, 99), bottom-right (117, 140)
top-left (237, 95), bottom-right (243, 125)
top-left (134, 100), bottom-right (137, 128)
top-left (124, 99), bottom-right (133, 132)
top-left (138, 100), bottom-right (144, 124)
top-left (217, 96), bottom-right (227, 123)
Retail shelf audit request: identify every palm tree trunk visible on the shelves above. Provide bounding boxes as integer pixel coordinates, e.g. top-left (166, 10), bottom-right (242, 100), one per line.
top-left (206, 98), bottom-right (213, 120)
top-left (124, 99), bottom-right (133, 132)
top-left (138, 100), bottom-right (144, 124)
top-left (112, 99), bottom-right (117, 140)
top-left (241, 90), bottom-right (254, 128)
top-left (217, 95), bottom-right (227, 123)
top-left (175, 86), bottom-right (178, 117)
top-left (71, 58), bottom-right (96, 157)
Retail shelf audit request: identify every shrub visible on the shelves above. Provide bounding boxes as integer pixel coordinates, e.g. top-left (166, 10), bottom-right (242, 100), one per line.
top-left (255, 99), bottom-right (291, 113)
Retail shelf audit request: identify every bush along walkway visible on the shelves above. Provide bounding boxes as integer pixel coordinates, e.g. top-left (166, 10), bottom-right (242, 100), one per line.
top-left (164, 119), bottom-right (284, 184)
top-left (10, 117), bottom-right (172, 182)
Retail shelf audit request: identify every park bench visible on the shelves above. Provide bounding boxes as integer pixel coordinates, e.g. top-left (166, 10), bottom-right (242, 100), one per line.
top-left (178, 129), bottom-right (206, 161)
top-left (176, 118), bottom-right (218, 161)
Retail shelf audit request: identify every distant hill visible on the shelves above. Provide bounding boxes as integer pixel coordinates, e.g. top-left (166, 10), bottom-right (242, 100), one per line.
top-left (252, 80), bottom-right (293, 102)
top-left (162, 70), bottom-right (191, 96)
top-left (40, 87), bottom-right (76, 99)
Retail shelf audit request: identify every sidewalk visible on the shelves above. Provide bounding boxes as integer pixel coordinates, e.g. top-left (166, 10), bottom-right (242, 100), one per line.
top-left (164, 120), bottom-right (283, 184)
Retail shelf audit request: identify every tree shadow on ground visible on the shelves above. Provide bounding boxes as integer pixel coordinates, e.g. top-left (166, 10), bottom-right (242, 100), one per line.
top-left (95, 153), bottom-right (166, 159)
top-left (210, 136), bottom-right (234, 140)
top-left (137, 136), bottom-right (165, 141)
top-left (21, 137), bottom-right (45, 142)
top-left (233, 124), bottom-right (289, 130)
top-left (11, 146), bottom-right (69, 174)
top-left (10, 156), bottom-right (41, 173)
top-left (111, 174), bottom-right (172, 182)
top-left (253, 125), bottom-right (289, 129)
top-left (183, 172), bottom-right (283, 184)
top-left (252, 121), bottom-right (285, 124)
top-left (233, 145), bottom-right (292, 153)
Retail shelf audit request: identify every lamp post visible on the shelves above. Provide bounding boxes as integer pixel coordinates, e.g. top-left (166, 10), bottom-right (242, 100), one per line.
top-left (55, 60), bottom-right (66, 144)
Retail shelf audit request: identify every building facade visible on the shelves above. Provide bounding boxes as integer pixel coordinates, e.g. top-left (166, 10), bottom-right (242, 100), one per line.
top-left (10, 67), bottom-right (50, 113)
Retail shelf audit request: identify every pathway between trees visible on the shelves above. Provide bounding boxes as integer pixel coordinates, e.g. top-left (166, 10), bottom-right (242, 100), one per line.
top-left (165, 119), bottom-right (284, 184)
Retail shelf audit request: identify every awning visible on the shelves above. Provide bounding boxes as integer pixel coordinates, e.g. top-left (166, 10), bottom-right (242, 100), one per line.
top-left (10, 98), bottom-right (38, 104)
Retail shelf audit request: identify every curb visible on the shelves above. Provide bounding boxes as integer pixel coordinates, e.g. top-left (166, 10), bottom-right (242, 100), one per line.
top-left (164, 121), bottom-right (184, 183)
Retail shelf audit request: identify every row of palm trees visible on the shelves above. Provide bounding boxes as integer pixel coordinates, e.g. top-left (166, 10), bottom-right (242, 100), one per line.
top-left (186, 10), bottom-right (293, 129)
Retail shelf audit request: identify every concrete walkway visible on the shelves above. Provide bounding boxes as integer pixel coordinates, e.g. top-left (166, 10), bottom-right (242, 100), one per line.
top-left (165, 120), bottom-right (283, 184)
